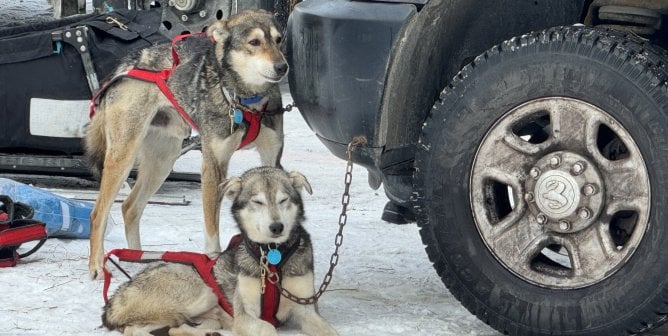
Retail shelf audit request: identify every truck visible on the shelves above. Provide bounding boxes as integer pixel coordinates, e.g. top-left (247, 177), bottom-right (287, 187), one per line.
top-left (286, 0), bottom-right (668, 335)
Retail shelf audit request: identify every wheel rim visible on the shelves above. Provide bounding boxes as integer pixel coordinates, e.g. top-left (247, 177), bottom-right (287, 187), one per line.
top-left (470, 97), bottom-right (650, 289)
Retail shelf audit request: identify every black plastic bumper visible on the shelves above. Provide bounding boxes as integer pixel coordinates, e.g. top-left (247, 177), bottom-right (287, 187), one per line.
top-left (286, 0), bottom-right (416, 177)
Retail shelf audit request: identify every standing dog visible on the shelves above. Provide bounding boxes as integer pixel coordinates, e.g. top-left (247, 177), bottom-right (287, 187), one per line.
top-left (102, 167), bottom-right (339, 336)
top-left (85, 10), bottom-right (288, 279)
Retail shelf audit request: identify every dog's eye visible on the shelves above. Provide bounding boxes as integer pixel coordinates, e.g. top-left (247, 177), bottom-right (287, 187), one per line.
top-left (278, 198), bottom-right (288, 205)
top-left (275, 36), bottom-right (282, 44)
top-left (248, 39), bottom-right (261, 46)
top-left (252, 199), bottom-right (265, 206)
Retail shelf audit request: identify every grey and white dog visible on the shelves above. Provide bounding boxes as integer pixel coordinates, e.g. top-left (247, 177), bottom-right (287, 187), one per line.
top-left (102, 167), bottom-right (339, 336)
top-left (85, 10), bottom-right (288, 279)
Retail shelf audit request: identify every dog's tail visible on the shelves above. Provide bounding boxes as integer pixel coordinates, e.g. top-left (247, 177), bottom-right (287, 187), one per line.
top-left (101, 304), bottom-right (120, 331)
top-left (84, 111), bottom-right (106, 179)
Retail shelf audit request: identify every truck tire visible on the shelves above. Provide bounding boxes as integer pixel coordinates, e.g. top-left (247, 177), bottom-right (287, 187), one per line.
top-left (413, 26), bottom-right (668, 336)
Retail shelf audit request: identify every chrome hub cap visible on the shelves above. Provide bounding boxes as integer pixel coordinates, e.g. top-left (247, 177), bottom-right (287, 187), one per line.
top-left (470, 97), bottom-right (650, 289)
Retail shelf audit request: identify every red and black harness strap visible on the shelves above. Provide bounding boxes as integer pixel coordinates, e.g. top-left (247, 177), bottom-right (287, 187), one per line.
top-left (237, 109), bottom-right (262, 150)
top-left (89, 33), bottom-right (199, 128)
top-left (0, 219), bottom-right (47, 267)
top-left (242, 235), bottom-right (303, 327)
top-left (263, 263), bottom-right (281, 326)
top-left (102, 248), bottom-right (234, 316)
top-left (89, 33), bottom-right (263, 149)
top-left (102, 234), bottom-right (301, 327)
top-left (102, 234), bottom-right (300, 327)
top-left (0, 196), bottom-right (47, 267)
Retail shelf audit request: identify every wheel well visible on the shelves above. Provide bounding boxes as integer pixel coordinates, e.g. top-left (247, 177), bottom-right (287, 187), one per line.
top-left (379, 0), bottom-right (588, 172)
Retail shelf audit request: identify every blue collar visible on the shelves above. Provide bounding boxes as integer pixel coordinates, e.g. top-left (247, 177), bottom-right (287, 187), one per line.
top-left (239, 95), bottom-right (264, 105)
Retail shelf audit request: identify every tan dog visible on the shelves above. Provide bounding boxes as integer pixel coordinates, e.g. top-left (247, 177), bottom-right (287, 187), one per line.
top-left (85, 10), bottom-right (288, 279)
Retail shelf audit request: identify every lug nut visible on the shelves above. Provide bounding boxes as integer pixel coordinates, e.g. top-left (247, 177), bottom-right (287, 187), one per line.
top-left (199, 10), bottom-right (207, 17)
top-left (571, 161), bottom-right (586, 175)
top-left (529, 167), bottom-right (541, 179)
top-left (582, 184), bottom-right (597, 196)
top-left (578, 207), bottom-right (592, 219)
top-left (536, 214), bottom-right (547, 225)
top-left (559, 220), bottom-right (571, 231)
top-left (181, 14), bottom-right (188, 21)
top-left (525, 192), bottom-right (535, 202)
top-left (549, 155), bottom-right (561, 168)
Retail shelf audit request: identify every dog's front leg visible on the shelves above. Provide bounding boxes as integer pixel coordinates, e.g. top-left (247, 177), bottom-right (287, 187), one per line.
top-left (277, 274), bottom-right (340, 336)
top-left (123, 324), bottom-right (169, 336)
top-left (255, 120), bottom-right (284, 168)
top-left (201, 135), bottom-right (241, 254)
top-left (233, 275), bottom-right (278, 336)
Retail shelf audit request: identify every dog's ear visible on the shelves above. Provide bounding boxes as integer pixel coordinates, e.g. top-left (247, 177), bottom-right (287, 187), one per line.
top-left (219, 177), bottom-right (242, 200)
top-left (288, 171), bottom-right (312, 195)
top-left (206, 20), bottom-right (229, 43)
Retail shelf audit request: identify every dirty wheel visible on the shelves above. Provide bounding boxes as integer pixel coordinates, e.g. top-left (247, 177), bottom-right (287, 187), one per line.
top-left (413, 26), bottom-right (668, 335)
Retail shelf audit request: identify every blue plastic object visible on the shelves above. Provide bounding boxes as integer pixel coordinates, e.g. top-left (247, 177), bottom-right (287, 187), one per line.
top-left (0, 178), bottom-right (94, 239)
top-left (267, 249), bottom-right (282, 265)
top-left (233, 108), bottom-right (244, 124)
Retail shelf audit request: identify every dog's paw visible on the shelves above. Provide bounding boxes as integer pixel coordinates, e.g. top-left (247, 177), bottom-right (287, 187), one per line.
top-left (233, 320), bottom-right (277, 336)
top-left (88, 250), bottom-right (106, 280)
top-left (256, 322), bottom-right (278, 336)
top-left (88, 262), bottom-right (104, 280)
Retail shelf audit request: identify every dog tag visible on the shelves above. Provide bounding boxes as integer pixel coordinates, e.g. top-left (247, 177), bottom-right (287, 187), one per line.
top-left (267, 249), bottom-right (282, 265)
top-left (233, 109), bottom-right (243, 124)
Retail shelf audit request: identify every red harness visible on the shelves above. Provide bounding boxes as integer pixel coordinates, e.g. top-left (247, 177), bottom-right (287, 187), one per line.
top-left (0, 196), bottom-right (47, 267)
top-left (237, 107), bottom-right (262, 150)
top-left (0, 220), bottom-right (47, 267)
top-left (89, 33), bottom-right (262, 149)
top-left (102, 234), bottom-right (282, 327)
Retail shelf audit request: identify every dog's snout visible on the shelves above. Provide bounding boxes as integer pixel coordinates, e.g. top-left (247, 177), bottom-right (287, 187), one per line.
top-left (274, 62), bottom-right (288, 76)
top-left (269, 222), bottom-right (284, 235)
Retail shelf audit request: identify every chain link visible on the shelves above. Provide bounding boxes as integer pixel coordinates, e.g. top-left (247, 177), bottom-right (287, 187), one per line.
top-left (274, 136), bottom-right (366, 305)
top-left (282, 103), bottom-right (295, 113)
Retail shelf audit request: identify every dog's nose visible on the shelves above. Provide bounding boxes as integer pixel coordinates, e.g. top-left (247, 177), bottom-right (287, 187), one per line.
top-left (274, 62), bottom-right (288, 76)
top-left (269, 222), bottom-right (284, 235)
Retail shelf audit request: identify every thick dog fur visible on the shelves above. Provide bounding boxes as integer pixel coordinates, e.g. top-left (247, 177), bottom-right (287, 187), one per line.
top-left (102, 167), bottom-right (339, 336)
top-left (85, 10), bottom-right (288, 279)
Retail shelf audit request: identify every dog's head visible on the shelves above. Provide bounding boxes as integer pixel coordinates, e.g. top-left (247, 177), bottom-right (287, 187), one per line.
top-left (221, 167), bottom-right (312, 244)
top-left (207, 10), bottom-right (288, 90)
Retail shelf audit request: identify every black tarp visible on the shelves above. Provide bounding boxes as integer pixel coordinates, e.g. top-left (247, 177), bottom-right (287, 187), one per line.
top-left (0, 9), bottom-right (168, 155)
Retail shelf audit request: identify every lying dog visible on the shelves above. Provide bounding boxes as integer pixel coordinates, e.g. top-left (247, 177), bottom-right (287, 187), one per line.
top-left (102, 167), bottom-right (339, 336)
top-left (85, 10), bottom-right (288, 279)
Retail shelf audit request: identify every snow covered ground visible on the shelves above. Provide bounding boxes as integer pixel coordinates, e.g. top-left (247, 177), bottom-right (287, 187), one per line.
top-left (2, 90), bottom-right (667, 336)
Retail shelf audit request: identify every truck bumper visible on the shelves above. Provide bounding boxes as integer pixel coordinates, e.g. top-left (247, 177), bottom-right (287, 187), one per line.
top-left (286, 0), bottom-right (417, 188)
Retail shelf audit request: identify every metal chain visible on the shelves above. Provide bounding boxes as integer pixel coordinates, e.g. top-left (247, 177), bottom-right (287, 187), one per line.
top-left (282, 103), bottom-right (296, 113)
top-left (273, 136), bottom-right (367, 305)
